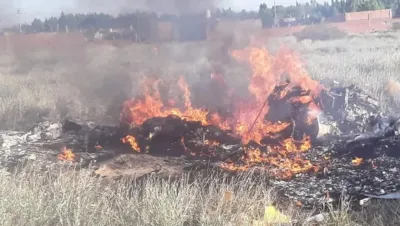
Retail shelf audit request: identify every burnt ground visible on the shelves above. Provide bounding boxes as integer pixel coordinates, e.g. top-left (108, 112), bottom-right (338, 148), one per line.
top-left (1, 117), bottom-right (400, 209)
top-left (1, 84), bottom-right (400, 210)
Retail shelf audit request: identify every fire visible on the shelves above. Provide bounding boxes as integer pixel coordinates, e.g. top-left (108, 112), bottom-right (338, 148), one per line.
top-left (205, 140), bottom-right (220, 147)
top-left (57, 147), bottom-right (75, 162)
top-left (219, 136), bottom-right (315, 178)
top-left (120, 45), bottom-right (324, 178)
top-left (121, 135), bottom-right (140, 152)
top-left (352, 157), bottom-right (363, 166)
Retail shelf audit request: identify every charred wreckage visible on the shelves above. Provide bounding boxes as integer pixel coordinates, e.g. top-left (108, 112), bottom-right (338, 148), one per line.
top-left (1, 47), bottom-right (400, 208)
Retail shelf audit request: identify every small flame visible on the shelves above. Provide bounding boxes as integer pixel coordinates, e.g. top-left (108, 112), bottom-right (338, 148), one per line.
top-left (352, 157), bottom-right (363, 166)
top-left (122, 135), bottom-right (140, 152)
top-left (57, 147), bottom-right (75, 162)
top-left (205, 140), bottom-right (220, 147)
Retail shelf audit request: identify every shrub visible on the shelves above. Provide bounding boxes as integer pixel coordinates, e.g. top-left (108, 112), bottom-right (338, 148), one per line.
top-left (294, 25), bottom-right (347, 41)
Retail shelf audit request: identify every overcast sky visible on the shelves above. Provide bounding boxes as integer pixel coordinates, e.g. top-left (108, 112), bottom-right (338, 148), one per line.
top-left (1, 0), bottom-right (328, 25)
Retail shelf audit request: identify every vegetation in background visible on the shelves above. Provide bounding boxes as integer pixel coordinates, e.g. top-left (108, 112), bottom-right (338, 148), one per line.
top-left (259, 0), bottom-right (400, 28)
top-left (4, 0), bottom-right (400, 34)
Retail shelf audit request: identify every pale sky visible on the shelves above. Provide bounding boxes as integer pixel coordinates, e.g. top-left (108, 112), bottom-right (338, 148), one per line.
top-left (1, 0), bottom-right (328, 25)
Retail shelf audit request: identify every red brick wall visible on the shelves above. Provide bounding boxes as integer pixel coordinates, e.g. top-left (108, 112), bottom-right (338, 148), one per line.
top-left (333, 18), bottom-right (392, 33)
top-left (345, 9), bottom-right (392, 21)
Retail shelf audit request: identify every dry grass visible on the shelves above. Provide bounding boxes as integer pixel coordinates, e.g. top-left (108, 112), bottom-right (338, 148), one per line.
top-left (0, 166), bottom-right (277, 226)
top-left (2, 30), bottom-right (400, 225)
top-left (293, 25), bottom-right (347, 42)
top-left (0, 165), bottom-right (399, 226)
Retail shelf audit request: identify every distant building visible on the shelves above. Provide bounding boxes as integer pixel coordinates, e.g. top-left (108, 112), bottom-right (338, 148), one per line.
top-left (280, 17), bottom-right (298, 27)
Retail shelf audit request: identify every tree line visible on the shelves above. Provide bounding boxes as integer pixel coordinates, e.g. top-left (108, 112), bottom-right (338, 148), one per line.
top-left (259, 0), bottom-right (400, 28)
top-left (3, 0), bottom-right (400, 33)
top-left (5, 10), bottom-right (256, 34)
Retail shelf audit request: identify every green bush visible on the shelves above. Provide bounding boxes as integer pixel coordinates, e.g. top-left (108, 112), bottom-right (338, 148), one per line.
top-left (294, 25), bottom-right (347, 41)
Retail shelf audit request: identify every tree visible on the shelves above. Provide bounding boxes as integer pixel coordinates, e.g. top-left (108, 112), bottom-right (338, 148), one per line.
top-left (345, 0), bottom-right (359, 12)
top-left (357, 0), bottom-right (385, 11)
top-left (381, 0), bottom-right (397, 8)
top-left (371, 0), bottom-right (385, 10)
top-left (44, 17), bottom-right (58, 32)
top-left (64, 13), bottom-right (78, 31)
top-left (258, 3), bottom-right (274, 28)
top-left (80, 16), bottom-right (96, 31)
top-left (310, 0), bottom-right (318, 7)
top-left (334, 0), bottom-right (340, 9)
top-left (58, 12), bottom-right (67, 32)
top-left (31, 18), bottom-right (44, 32)
top-left (286, 5), bottom-right (305, 19)
top-left (395, 2), bottom-right (400, 17)
top-left (331, 5), bottom-right (340, 16)
top-left (338, 0), bottom-right (346, 12)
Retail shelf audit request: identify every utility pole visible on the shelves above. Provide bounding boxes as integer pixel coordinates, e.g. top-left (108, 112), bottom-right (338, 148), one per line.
top-left (17, 9), bottom-right (22, 33)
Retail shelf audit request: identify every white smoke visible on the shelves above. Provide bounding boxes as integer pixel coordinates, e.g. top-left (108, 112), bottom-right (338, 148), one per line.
top-left (0, 2), bottom-right (17, 29)
top-left (70, 0), bottom-right (219, 15)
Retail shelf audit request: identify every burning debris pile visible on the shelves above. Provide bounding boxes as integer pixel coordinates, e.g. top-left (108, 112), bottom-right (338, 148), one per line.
top-left (1, 46), bottom-right (400, 207)
top-left (113, 46), bottom-right (400, 205)
top-left (120, 47), bottom-right (323, 179)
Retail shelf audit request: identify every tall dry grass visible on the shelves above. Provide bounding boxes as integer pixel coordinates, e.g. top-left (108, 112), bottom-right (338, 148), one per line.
top-left (0, 165), bottom-right (399, 226)
top-left (0, 166), bottom-right (276, 226)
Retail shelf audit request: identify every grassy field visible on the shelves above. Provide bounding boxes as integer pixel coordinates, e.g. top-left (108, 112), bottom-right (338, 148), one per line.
top-left (0, 165), bottom-right (399, 226)
top-left (1, 30), bottom-right (400, 225)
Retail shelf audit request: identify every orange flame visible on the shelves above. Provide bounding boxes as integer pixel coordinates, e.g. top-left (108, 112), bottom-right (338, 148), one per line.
top-left (219, 136), bottom-right (315, 179)
top-left (57, 147), bottom-right (75, 162)
top-left (121, 135), bottom-right (140, 152)
top-left (121, 46), bottom-right (324, 178)
top-left (352, 157), bottom-right (363, 166)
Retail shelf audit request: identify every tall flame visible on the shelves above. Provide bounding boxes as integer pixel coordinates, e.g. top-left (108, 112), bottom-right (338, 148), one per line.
top-left (121, 46), bottom-right (323, 178)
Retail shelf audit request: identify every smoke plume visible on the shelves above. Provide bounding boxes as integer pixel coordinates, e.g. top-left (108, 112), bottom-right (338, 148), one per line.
top-left (0, 2), bottom-right (17, 29)
top-left (72, 0), bottom-right (219, 15)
